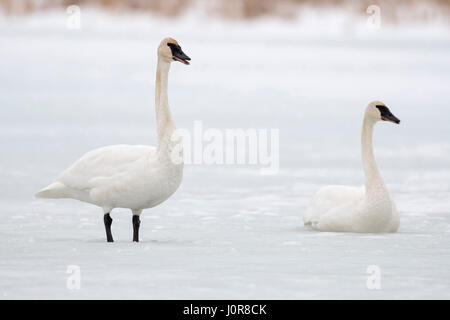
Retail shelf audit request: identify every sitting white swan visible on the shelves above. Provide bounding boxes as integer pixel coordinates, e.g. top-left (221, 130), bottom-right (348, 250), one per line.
top-left (35, 38), bottom-right (191, 242)
top-left (303, 101), bottom-right (401, 233)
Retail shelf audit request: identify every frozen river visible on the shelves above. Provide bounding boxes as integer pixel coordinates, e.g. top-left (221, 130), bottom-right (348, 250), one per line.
top-left (0, 10), bottom-right (449, 299)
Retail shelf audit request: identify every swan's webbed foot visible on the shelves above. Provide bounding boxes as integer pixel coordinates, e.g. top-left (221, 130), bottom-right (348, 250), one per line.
top-left (132, 215), bottom-right (140, 242)
top-left (104, 213), bottom-right (114, 242)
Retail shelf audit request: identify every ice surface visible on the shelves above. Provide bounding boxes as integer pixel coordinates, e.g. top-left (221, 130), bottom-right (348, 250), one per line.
top-left (0, 9), bottom-right (449, 299)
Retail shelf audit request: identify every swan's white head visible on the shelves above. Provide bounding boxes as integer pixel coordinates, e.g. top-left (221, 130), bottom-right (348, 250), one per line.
top-left (366, 101), bottom-right (400, 124)
top-left (158, 38), bottom-right (191, 65)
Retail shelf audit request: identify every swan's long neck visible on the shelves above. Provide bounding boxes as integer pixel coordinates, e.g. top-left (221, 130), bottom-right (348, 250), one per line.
top-left (155, 58), bottom-right (175, 151)
top-left (361, 117), bottom-right (387, 196)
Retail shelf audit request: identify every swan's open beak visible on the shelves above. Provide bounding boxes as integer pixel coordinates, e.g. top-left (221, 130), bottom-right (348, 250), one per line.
top-left (167, 42), bottom-right (191, 65)
top-left (173, 54), bottom-right (191, 65)
top-left (172, 49), bottom-right (190, 65)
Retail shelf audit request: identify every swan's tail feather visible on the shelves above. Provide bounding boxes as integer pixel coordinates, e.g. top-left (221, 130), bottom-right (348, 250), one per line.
top-left (35, 182), bottom-right (68, 199)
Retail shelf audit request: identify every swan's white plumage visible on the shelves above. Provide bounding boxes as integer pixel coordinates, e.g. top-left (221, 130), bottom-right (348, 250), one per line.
top-left (36, 140), bottom-right (183, 214)
top-left (36, 38), bottom-right (185, 217)
top-left (57, 145), bottom-right (155, 191)
top-left (303, 101), bottom-right (400, 233)
top-left (304, 185), bottom-right (399, 232)
top-left (36, 144), bottom-right (183, 211)
top-left (303, 185), bottom-right (364, 227)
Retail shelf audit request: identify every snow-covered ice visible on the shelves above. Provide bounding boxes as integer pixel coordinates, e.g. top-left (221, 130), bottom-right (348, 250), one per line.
top-left (0, 9), bottom-right (449, 299)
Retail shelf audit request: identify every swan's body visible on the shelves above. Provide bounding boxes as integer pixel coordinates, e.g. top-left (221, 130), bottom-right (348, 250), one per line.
top-left (303, 101), bottom-right (400, 233)
top-left (36, 38), bottom-right (191, 242)
top-left (37, 144), bottom-right (182, 211)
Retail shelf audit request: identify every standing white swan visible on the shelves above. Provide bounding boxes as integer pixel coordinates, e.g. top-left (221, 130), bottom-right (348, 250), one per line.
top-left (35, 38), bottom-right (191, 242)
top-left (303, 101), bottom-right (401, 233)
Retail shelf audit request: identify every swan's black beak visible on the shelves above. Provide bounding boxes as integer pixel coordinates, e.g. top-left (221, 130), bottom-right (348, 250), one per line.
top-left (376, 105), bottom-right (400, 124)
top-left (167, 43), bottom-right (191, 65)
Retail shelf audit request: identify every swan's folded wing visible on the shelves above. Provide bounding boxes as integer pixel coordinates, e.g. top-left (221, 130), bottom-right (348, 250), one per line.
top-left (304, 185), bottom-right (364, 225)
top-left (314, 201), bottom-right (359, 232)
top-left (56, 145), bottom-right (156, 190)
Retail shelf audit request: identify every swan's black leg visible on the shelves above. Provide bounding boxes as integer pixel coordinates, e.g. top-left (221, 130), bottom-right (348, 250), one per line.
top-left (104, 213), bottom-right (113, 242)
top-left (132, 215), bottom-right (140, 242)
